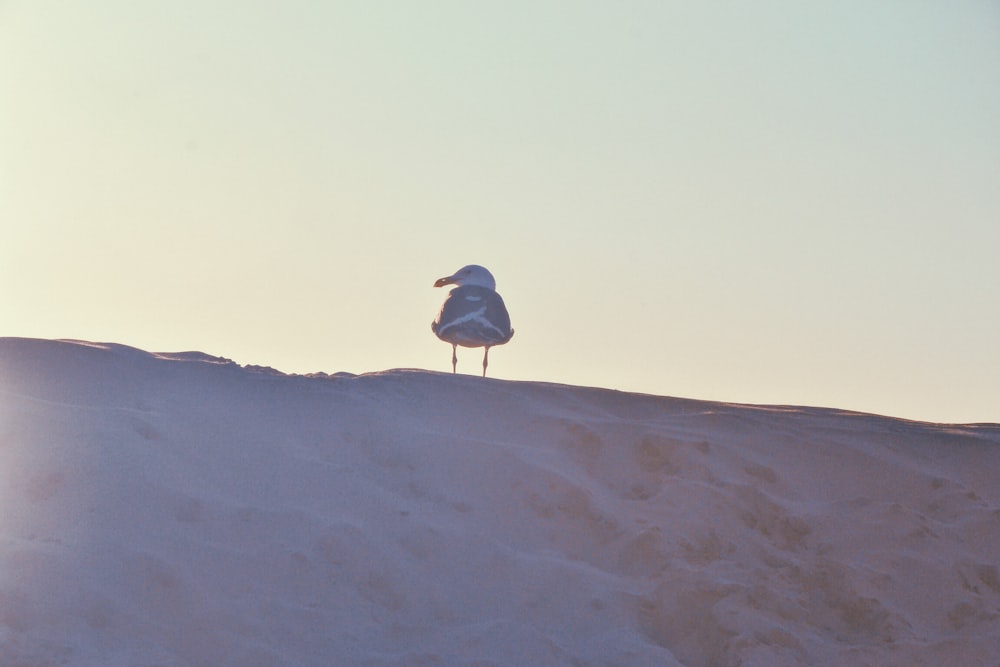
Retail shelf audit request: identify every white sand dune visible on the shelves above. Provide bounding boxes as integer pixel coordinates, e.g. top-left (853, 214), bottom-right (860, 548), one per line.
top-left (1, 338), bottom-right (998, 666)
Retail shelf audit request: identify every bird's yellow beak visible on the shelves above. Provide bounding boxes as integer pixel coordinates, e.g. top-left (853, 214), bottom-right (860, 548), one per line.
top-left (434, 276), bottom-right (455, 288)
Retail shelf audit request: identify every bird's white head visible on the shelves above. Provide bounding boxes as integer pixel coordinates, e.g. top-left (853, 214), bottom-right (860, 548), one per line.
top-left (433, 264), bottom-right (497, 290)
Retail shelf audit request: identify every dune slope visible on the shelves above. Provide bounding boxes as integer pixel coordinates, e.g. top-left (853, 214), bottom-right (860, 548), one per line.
top-left (1, 338), bottom-right (998, 666)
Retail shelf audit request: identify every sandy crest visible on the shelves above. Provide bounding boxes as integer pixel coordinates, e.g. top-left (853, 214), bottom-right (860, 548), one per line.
top-left (1, 338), bottom-right (997, 666)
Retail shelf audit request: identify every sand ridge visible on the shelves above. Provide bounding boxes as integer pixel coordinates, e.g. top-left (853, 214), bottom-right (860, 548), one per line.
top-left (1, 338), bottom-right (997, 666)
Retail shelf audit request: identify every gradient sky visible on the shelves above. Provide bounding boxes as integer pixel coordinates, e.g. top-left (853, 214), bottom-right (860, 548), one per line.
top-left (3, 1), bottom-right (998, 423)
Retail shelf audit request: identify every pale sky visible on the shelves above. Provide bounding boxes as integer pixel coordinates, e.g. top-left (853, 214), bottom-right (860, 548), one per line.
top-left (2, 1), bottom-right (998, 423)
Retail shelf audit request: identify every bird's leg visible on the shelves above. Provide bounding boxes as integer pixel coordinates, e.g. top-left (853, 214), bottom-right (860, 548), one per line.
top-left (482, 346), bottom-right (490, 377)
top-left (451, 344), bottom-right (458, 374)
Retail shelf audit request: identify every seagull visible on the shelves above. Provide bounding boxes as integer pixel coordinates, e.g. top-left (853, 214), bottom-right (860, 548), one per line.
top-left (431, 264), bottom-right (514, 376)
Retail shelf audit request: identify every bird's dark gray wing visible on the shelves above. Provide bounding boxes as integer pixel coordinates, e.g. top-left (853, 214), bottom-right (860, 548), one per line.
top-left (433, 285), bottom-right (513, 346)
